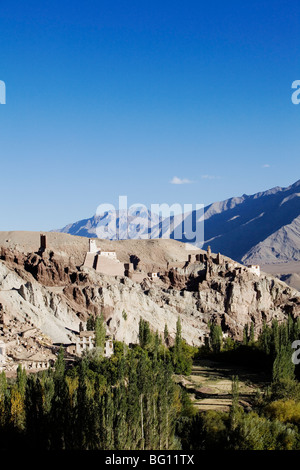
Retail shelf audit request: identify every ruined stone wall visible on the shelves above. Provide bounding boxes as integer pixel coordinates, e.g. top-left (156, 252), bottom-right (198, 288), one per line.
top-left (95, 255), bottom-right (124, 276)
top-left (84, 252), bottom-right (96, 269)
top-left (129, 272), bottom-right (146, 283)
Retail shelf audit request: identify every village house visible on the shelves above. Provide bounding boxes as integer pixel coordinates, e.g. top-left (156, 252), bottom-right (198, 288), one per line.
top-left (0, 340), bottom-right (6, 371)
top-left (67, 331), bottom-right (114, 358)
top-left (247, 265), bottom-right (261, 276)
top-left (148, 272), bottom-right (159, 280)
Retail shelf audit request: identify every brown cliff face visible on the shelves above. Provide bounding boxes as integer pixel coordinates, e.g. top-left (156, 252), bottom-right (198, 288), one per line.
top-left (1, 247), bottom-right (73, 286)
top-left (156, 257), bottom-right (300, 341)
top-left (24, 252), bottom-right (72, 286)
top-left (0, 245), bottom-right (300, 354)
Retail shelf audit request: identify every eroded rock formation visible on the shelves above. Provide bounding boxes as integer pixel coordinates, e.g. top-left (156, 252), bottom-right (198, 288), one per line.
top-left (0, 243), bottom-right (300, 372)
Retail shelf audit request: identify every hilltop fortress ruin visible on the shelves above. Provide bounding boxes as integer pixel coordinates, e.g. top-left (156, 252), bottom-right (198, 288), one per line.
top-left (82, 236), bottom-right (261, 283)
top-left (83, 239), bottom-right (124, 276)
top-left (1, 232), bottom-right (287, 376)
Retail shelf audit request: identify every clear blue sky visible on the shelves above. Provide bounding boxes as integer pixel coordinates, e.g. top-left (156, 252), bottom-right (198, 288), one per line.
top-left (0, 0), bottom-right (299, 231)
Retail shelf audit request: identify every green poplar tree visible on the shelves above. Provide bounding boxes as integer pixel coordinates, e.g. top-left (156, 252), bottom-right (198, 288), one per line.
top-left (259, 321), bottom-right (272, 355)
top-left (86, 314), bottom-right (95, 331)
top-left (209, 322), bottom-right (222, 354)
top-left (164, 323), bottom-right (169, 346)
top-left (272, 319), bottom-right (279, 354)
top-left (95, 313), bottom-right (106, 357)
top-left (229, 375), bottom-right (240, 432)
top-left (243, 324), bottom-right (249, 345)
top-left (126, 366), bottom-right (142, 449)
top-left (16, 364), bottom-right (27, 397)
top-left (172, 317), bottom-right (182, 372)
top-left (54, 346), bottom-right (65, 382)
top-left (250, 322), bottom-right (255, 344)
top-left (272, 345), bottom-right (295, 383)
top-left (154, 331), bottom-right (160, 361)
top-left (0, 371), bottom-right (8, 429)
top-left (138, 318), bottom-right (152, 349)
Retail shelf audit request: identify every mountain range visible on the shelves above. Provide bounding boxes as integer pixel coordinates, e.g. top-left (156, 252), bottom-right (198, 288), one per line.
top-left (54, 179), bottom-right (300, 267)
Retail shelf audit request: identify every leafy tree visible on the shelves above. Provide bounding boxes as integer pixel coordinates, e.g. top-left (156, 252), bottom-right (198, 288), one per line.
top-left (171, 318), bottom-right (194, 375)
top-left (16, 364), bottom-right (27, 397)
top-left (0, 371), bottom-right (8, 428)
top-left (164, 323), bottom-right (169, 346)
top-left (10, 386), bottom-right (26, 431)
top-left (175, 317), bottom-right (182, 350)
top-left (138, 318), bottom-right (152, 349)
top-left (153, 331), bottom-right (160, 361)
top-left (172, 317), bottom-right (183, 372)
top-left (95, 313), bottom-right (106, 357)
top-left (258, 320), bottom-right (272, 355)
top-left (209, 322), bottom-right (223, 354)
top-left (54, 346), bottom-right (65, 382)
top-left (222, 336), bottom-right (237, 352)
top-left (250, 322), bottom-right (255, 344)
top-left (229, 375), bottom-right (241, 433)
top-left (243, 324), bottom-right (249, 345)
top-left (272, 319), bottom-right (279, 353)
top-left (86, 314), bottom-right (95, 331)
top-left (8, 314), bottom-right (300, 451)
top-left (270, 378), bottom-right (300, 401)
top-left (272, 345), bottom-right (295, 383)
top-left (230, 409), bottom-right (297, 450)
top-left (265, 399), bottom-right (300, 425)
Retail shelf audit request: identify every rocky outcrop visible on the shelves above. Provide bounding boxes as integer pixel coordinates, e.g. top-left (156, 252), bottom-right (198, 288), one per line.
top-left (0, 247), bottom-right (74, 286)
top-left (0, 244), bottom-right (300, 370)
top-left (24, 251), bottom-right (73, 286)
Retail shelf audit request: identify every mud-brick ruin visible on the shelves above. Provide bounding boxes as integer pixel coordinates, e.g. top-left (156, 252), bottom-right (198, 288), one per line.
top-left (82, 237), bottom-right (261, 284)
top-left (0, 305), bottom-right (57, 374)
top-left (83, 239), bottom-right (125, 276)
top-left (0, 233), bottom-right (266, 375)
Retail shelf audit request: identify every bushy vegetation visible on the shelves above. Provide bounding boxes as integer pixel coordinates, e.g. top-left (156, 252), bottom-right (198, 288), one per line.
top-left (138, 316), bottom-right (196, 375)
top-left (176, 315), bottom-right (300, 450)
top-left (0, 316), bottom-right (198, 451)
top-left (0, 346), bottom-right (191, 450)
top-left (179, 406), bottom-right (299, 450)
top-left (2, 314), bottom-right (300, 450)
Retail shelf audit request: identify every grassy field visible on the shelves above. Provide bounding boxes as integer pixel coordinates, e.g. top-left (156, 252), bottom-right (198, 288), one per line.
top-left (175, 359), bottom-right (271, 412)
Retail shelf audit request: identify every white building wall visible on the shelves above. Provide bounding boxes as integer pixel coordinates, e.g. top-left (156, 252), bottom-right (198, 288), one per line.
top-left (247, 265), bottom-right (260, 276)
top-left (0, 342), bottom-right (6, 370)
top-left (89, 239), bottom-right (99, 254)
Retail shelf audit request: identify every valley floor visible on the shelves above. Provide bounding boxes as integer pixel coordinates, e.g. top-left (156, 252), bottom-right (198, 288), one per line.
top-left (176, 359), bottom-right (270, 412)
top-left (261, 261), bottom-right (300, 291)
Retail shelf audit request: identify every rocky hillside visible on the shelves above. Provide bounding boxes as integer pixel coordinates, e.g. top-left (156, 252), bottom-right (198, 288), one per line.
top-left (0, 232), bottom-right (299, 373)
